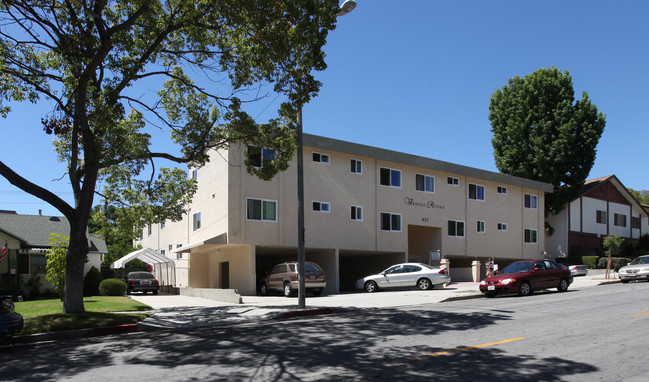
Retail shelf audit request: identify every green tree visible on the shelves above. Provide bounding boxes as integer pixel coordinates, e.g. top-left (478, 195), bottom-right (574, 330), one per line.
top-left (628, 189), bottom-right (649, 205)
top-left (46, 233), bottom-right (69, 299)
top-left (0, 1), bottom-right (341, 313)
top-left (489, 67), bottom-right (606, 216)
top-left (89, 205), bottom-right (138, 267)
top-left (602, 234), bottom-right (624, 279)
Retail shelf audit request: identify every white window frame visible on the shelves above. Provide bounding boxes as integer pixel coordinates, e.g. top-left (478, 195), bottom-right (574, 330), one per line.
top-left (312, 152), bottom-right (330, 164)
top-left (350, 159), bottom-right (362, 174)
top-left (447, 176), bottom-right (459, 186)
top-left (147, 225), bottom-right (152, 236)
top-left (380, 212), bottom-right (402, 232)
top-left (190, 168), bottom-right (198, 180)
top-left (524, 194), bottom-right (538, 209)
top-left (415, 174), bottom-right (435, 193)
top-left (524, 229), bottom-right (538, 243)
top-left (497, 186), bottom-right (507, 195)
top-left (192, 211), bottom-right (202, 231)
top-left (248, 146), bottom-right (276, 168)
top-left (246, 197), bottom-right (278, 222)
top-left (448, 220), bottom-right (465, 237)
top-left (497, 222), bottom-right (508, 231)
top-left (379, 167), bottom-right (401, 188)
top-left (477, 220), bottom-right (486, 233)
top-left (312, 201), bottom-right (331, 213)
top-left (469, 183), bottom-right (485, 201)
top-left (351, 205), bottom-right (363, 221)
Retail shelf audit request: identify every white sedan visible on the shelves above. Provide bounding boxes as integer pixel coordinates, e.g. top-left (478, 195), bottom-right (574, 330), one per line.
top-left (356, 263), bottom-right (450, 293)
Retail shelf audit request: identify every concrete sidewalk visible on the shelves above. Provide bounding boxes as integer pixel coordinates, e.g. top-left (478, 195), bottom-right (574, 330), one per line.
top-left (3, 274), bottom-right (619, 345)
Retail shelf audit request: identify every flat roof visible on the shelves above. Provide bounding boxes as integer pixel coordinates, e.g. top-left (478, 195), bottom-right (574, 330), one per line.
top-left (304, 134), bottom-right (554, 193)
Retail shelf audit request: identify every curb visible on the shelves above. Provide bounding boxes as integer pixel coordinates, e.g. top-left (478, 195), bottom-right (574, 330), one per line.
top-left (278, 307), bottom-right (335, 319)
top-left (3, 323), bottom-right (139, 346)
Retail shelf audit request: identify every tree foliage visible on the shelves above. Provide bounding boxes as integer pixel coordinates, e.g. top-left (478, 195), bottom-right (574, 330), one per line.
top-left (46, 233), bottom-right (69, 298)
top-left (0, 0), bottom-right (341, 313)
top-left (628, 189), bottom-right (649, 205)
top-left (489, 67), bottom-right (606, 215)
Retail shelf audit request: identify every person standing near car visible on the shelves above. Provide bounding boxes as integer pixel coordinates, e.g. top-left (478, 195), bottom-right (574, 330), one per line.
top-left (486, 257), bottom-right (495, 277)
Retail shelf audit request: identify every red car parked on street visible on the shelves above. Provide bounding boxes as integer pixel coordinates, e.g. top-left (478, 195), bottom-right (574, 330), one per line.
top-left (479, 259), bottom-right (572, 297)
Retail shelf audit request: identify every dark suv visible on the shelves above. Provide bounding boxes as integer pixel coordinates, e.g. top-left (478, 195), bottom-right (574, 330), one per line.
top-left (260, 262), bottom-right (326, 297)
top-left (126, 272), bottom-right (160, 295)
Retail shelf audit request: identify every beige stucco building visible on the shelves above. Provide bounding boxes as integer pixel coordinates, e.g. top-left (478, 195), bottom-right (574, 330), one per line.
top-left (136, 134), bottom-right (553, 295)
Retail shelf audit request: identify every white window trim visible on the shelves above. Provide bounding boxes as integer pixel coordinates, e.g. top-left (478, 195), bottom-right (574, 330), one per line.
top-left (312, 152), bottom-right (330, 164)
top-left (447, 176), bottom-right (460, 186)
top-left (497, 186), bottom-right (507, 195)
top-left (447, 219), bottom-right (466, 237)
top-left (350, 158), bottom-right (362, 174)
top-left (524, 228), bottom-right (538, 244)
top-left (415, 173), bottom-right (435, 193)
top-left (380, 211), bottom-right (402, 232)
top-left (312, 201), bottom-right (331, 213)
top-left (497, 222), bottom-right (508, 232)
top-left (468, 183), bottom-right (486, 201)
top-left (524, 194), bottom-right (538, 209)
top-left (477, 220), bottom-right (486, 233)
top-left (351, 205), bottom-right (363, 221)
top-left (192, 211), bottom-right (202, 231)
top-left (246, 197), bottom-right (278, 222)
top-left (379, 167), bottom-right (402, 188)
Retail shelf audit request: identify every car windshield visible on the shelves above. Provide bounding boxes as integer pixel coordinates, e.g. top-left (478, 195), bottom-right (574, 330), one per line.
top-left (501, 261), bottom-right (534, 274)
top-left (630, 257), bottom-right (649, 265)
top-left (131, 273), bottom-right (155, 279)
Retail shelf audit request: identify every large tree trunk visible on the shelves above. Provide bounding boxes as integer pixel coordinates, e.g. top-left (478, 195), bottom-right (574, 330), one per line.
top-left (63, 219), bottom-right (90, 313)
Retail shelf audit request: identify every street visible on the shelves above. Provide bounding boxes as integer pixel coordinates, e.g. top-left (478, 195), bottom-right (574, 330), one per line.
top-left (1, 282), bottom-right (648, 381)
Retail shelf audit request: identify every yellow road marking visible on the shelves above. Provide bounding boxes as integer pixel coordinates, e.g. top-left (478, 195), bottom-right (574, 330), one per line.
top-left (402, 337), bottom-right (525, 362)
top-left (633, 312), bottom-right (649, 317)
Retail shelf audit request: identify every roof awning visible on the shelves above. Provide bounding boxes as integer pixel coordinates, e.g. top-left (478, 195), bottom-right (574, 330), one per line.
top-left (110, 248), bottom-right (175, 269)
top-left (172, 233), bottom-right (227, 253)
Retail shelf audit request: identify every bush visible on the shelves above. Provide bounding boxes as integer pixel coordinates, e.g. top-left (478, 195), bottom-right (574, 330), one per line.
top-left (99, 278), bottom-right (127, 296)
top-left (83, 266), bottom-right (103, 297)
top-left (598, 257), bottom-right (632, 271)
top-left (581, 256), bottom-right (599, 269)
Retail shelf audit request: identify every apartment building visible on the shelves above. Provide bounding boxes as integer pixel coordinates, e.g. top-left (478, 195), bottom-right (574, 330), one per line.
top-left (546, 175), bottom-right (649, 259)
top-left (136, 134), bottom-right (553, 295)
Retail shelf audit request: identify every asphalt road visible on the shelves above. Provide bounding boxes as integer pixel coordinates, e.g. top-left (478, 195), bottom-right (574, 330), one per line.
top-left (1, 282), bottom-right (647, 381)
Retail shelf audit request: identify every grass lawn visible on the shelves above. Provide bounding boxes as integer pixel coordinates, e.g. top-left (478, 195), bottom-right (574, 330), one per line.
top-left (13, 296), bottom-right (152, 335)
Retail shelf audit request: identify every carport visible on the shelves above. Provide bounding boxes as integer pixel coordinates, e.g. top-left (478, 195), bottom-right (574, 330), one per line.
top-left (111, 247), bottom-right (176, 287)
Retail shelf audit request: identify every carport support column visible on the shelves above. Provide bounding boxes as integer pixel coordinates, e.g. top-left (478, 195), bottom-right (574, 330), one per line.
top-left (471, 260), bottom-right (481, 282)
top-left (441, 258), bottom-right (451, 287)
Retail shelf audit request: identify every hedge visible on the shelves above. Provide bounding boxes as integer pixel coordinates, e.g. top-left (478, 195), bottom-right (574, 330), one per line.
top-left (99, 278), bottom-right (127, 296)
top-left (581, 256), bottom-right (599, 269)
top-left (597, 257), bottom-right (632, 271)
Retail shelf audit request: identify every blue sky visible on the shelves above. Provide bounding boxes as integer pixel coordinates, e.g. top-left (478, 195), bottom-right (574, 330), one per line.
top-left (1, 0), bottom-right (648, 216)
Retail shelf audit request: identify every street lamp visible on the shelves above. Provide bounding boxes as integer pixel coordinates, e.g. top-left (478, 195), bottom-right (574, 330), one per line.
top-left (297, 0), bottom-right (357, 309)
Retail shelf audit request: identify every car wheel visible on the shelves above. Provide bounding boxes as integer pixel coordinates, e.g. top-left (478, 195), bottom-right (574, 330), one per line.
top-left (365, 281), bottom-right (378, 293)
top-left (153, 290), bottom-right (159, 295)
top-left (417, 278), bottom-right (431, 290)
top-left (260, 283), bottom-right (269, 296)
top-left (557, 278), bottom-right (569, 292)
top-left (621, 279), bottom-right (629, 284)
top-left (142, 291), bottom-right (147, 295)
top-left (518, 282), bottom-right (532, 296)
top-left (283, 283), bottom-right (294, 297)
top-left (311, 289), bottom-right (322, 297)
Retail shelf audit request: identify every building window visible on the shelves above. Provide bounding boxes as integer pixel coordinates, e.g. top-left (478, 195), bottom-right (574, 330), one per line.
top-left (447, 176), bottom-right (459, 186)
top-left (477, 220), bottom-right (486, 233)
top-left (312, 152), bottom-right (330, 164)
top-left (415, 174), bottom-right (435, 193)
top-left (614, 213), bottom-right (627, 227)
top-left (248, 146), bottom-right (276, 168)
top-left (469, 184), bottom-right (485, 201)
top-left (596, 210), bottom-right (607, 224)
top-left (524, 229), bottom-right (538, 243)
top-left (351, 205), bottom-right (363, 221)
top-left (524, 194), bottom-right (538, 209)
top-left (160, 249), bottom-right (166, 256)
top-left (192, 212), bottom-right (202, 231)
top-left (176, 243), bottom-right (182, 248)
top-left (29, 254), bottom-right (47, 274)
top-left (161, 220), bottom-right (166, 230)
top-left (190, 168), bottom-right (198, 180)
top-left (350, 159), bottom-right (362, 174)
top-left (448, 220), bottom-right (465, 237)
top-left (380, 212), bottom-right (402, 231)
top-left (176, 253), bottom-right (183, 260)
top-left (497, 186), bottom-right (507, 195)
top-left (312, 201), bottom-right (330, 213)
top-left (632, 216), bottom-right (641, 229)
top-left (379, 167), bottom-right (401, 187)
top-left (498, 222), bottom-right (508, 231)
top-left (247, 198), bottom-right (277, 221)
top-left (147, 225), bottom-right (152, 236)
top-left (168, 244), bottom-right (173, 251)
